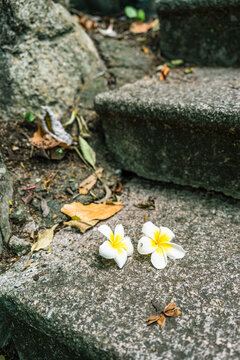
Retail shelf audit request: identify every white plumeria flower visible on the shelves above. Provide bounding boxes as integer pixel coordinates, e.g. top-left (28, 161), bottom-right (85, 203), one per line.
top-left (98, 224), bottom-right (133, 269)
top-left (137, 221), bottom-right (185, 269)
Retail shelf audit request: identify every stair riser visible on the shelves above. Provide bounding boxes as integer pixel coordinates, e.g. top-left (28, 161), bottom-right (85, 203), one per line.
top-left (157, 6), bottom-right (240, 66)
top-left (102, 114), bottom-right (240, 198)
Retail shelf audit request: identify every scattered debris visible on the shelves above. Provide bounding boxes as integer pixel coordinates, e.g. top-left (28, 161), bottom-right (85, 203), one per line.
top-left (41, 198), bottom-right (50, 218)
top-left (146, 302), bottom-right (182, 329)
top-left (99, 23), bottom-right (118, 38)
top-left (160, 64), bottom-right (171, 81)
top-left (78, 168), bottom-right (103, 195)
top-left (135, 196), bottom-right (156, 210)
top-left (184, 67), bottom-right (194, 74)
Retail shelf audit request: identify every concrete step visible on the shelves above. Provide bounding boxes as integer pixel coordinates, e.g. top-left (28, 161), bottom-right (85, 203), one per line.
top-left (95, 67), bottom-right (240, 199)
top-left (155, 0), bottom-right (240, 66)
top-left (0, 179), bottom-right (239, 359)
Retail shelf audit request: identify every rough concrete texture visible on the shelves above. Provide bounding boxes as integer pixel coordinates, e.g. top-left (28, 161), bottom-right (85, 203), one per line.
top-left (0, 152), bottom-right (12, 254)
top-left (156, 0), bottom-right (240, 66)
top-left (8, 236), bottom-right (31, 256)
top-left (0, 178), bottom-right (239, 359)
top-left (0, 0), bottom-right (107, 120)
top-left (93, 36), bottom-right (156, 87)
top-left (95, 67), bottom-right (240, 199)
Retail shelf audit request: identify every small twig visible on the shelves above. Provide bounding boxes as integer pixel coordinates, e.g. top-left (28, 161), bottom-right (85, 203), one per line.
top-left (22, 185), bottom-right (37, 191)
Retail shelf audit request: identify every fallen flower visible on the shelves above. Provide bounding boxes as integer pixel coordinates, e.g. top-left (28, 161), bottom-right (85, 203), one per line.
top-left (146, 302), bottom-right (182, 329)
top-left (137, 221), bottom-right (185, 269)
top-left (98, 224), bottom-right (133, 269)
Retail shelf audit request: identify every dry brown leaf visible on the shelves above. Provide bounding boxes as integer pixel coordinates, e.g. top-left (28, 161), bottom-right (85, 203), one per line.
top-left (141, 45), bottom-right (149, 55)
top-left (130, 21), bottom-right (152, 34)
top-left (79, 168), bottom-right (103, 195)
top-left (30, 123), bottom-right (60, 149)
top-left (157, 314), bottom-right (166, 328)
top-left (146, 302), bottom-right (181, 329)
top-left (31, 224), bottom-right (58, 254)
top-left (146, 314), bottom-right (160, 325)
top-left (61, 202), bottom-right (122, 222)
top-left (160, 64), bottom-right (171, 81)
top-left (64, 219), bottom-right (98, 233)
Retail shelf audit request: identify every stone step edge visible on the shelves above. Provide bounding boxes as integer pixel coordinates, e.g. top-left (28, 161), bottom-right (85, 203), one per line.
top-left (155, 0), bottom-right (240, 13)
top-left (94, 93), bottom-right (239, 136)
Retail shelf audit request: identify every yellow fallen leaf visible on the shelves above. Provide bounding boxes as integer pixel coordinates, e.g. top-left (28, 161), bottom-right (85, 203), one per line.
top-left (79, 168), bottom-right (103, 195)
top-left (61, 202), bottom-right (122, 223)
top-left (64, 219), bottom-right (98, 233)
top-left (31, 224), bottom-right (58, 254)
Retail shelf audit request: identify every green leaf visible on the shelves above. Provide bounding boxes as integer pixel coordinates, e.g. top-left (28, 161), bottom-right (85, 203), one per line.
top-left (79, 136), bottom-right (96, 170)
top-left (137, 9), bottom-right (146, 21)
top-left (170, 59), bottom-right (184, 67)
top-left (22, 111), bottom-right (36, 122)
top-left (125, 6), bottom-right (138, 18)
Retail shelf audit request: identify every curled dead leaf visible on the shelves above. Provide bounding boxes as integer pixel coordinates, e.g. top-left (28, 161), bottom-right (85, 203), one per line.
top-left (157, 314), bottom-right (166, 328)
top-left (79, 168), bottom-right (103, 195)
top-left (64, 219), bottom-right (98, 233)
top-left (160, 64), bottom-right (171, 81)
top-left (146, 301), bottom-right (181, 329)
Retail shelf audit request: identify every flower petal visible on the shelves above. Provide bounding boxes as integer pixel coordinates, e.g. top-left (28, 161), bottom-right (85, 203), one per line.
top-left (160, 226), bottom-right (175, 242)
top-left (98, 224), bottom-right (113, 241)
top-left (142, 221), bottom-right (160, 239)
top-left (114, 224), bottom-right (124, 239)
top-left (99, 241), bottom-right (118, 259)
top-left (122, 236), bottom-right (133, 256)
top-left (114, 249), bottom-right (127, 269)
top-left (137, 236), bottom-right (157, 254)
top-left (162, 242), bottom-right (185, 259)
top-left (151, 247), bottom-right (167, 269)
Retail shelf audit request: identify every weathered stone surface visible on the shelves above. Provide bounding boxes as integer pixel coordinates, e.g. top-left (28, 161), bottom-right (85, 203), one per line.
top-left (0, 0), bottom-right (107, 120)
top-left (95, 67), bottom-right (240, 199)
top-left (0, 178), bottom-right (239, 359)
top-left (0, 152), bottom-right (12, 254)
top-left (156, 0), bottom-right (240, 66)
top-left (8, 236), bottom-right (31, 256)
top-left (0, 310), bottom-right (11, 348)
top-left (69, 0), bottom-right (156, 16)
top-left (93, 36), bottom-right (156, 87)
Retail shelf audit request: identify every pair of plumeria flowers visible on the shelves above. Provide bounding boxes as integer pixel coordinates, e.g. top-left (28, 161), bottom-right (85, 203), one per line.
top-left (98, 221), bottom-right (185, 269)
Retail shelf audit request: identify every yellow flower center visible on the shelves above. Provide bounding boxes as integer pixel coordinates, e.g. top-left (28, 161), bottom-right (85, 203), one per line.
top-left (151, 229), bottom-right (170, 248)
top-left (110, 232), bottom-right (126, 252)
